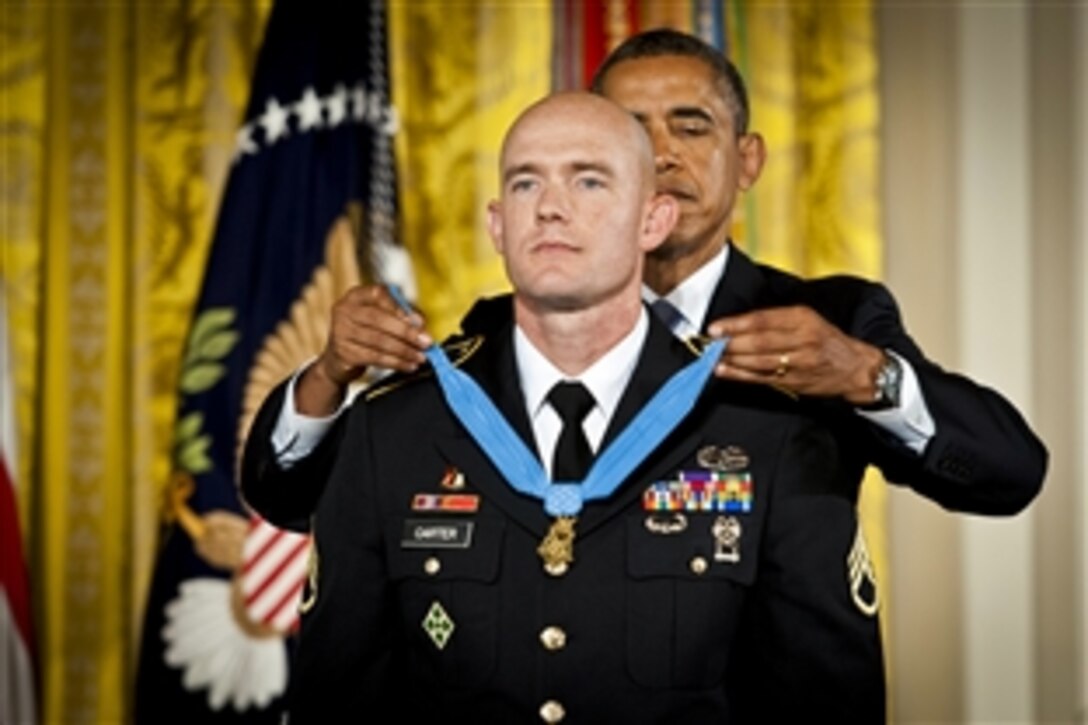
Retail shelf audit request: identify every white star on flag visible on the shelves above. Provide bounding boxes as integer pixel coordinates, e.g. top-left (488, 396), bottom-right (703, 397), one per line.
top-left (366, 91), bottom-right (383, 125)
top-left (381, 105), bottom-right (400, 135)
top-left (293, 87), bottom-right (324, 132)
top-left (259, 97), bottom-right (291, 144)
top-left (351, 84), bottom-right (367, 122)
top-left (233, 123), bottom-right (258, 162)
top-left (324, 84), bottom-right (349, 128)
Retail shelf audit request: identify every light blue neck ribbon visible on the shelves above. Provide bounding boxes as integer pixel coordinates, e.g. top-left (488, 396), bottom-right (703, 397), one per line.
top-left (389, 286), bottom-right (725, 517)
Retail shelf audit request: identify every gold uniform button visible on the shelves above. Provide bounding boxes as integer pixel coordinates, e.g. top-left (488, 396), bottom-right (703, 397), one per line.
top-left (689, 556), bottom-right (708, 575)
top-left (539, 626), bottom-right (567, 651)
top-left (539, 700), bottom-right (565, 723)
top-left (423, 557), bottom-right (441, 575)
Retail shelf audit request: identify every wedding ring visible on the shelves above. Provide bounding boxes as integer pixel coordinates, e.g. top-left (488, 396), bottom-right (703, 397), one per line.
top-left (775, 353), bottom-right (790, 378)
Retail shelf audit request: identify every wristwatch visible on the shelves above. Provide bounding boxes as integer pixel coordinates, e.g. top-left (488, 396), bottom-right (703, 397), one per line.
top-left (863, 350), bottom-right (902, 411)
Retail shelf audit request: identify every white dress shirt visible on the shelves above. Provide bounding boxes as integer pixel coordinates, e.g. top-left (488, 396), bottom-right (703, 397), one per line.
top-left (270, 359), bottom-right (366, 468)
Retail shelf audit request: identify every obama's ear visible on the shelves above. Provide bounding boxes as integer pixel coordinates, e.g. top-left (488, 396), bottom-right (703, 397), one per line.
top-left (737, 132), bottom-right (766, 191)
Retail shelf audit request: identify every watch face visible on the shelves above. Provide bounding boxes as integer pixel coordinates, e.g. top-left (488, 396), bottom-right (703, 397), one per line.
top-left (877, 353), bottom-right (902, 406)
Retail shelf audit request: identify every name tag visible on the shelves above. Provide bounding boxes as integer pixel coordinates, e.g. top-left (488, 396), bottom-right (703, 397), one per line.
top-left (402, 519), bottom-right (475, 549)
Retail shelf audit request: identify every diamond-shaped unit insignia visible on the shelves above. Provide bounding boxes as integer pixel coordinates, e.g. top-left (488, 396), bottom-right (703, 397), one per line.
top-left (422, 600), bottom-right (455, 650)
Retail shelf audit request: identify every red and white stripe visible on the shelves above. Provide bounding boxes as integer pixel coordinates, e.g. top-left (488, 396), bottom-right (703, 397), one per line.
top-left (240, 517), bottom-right (310, 633)
top-left (1, 285), bottom-right (38, 725)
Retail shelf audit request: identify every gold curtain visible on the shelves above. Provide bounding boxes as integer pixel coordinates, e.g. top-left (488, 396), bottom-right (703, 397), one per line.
top-left (736, 1), bottom-right (882, 277)
top-left (1, 1), bottom-right (885, 721)
top-left (0, 2), bottom-right (270, 721)
top-left (389, 2), bottom-right (553, 339)
top-left (732, 0), bottom-right (889, 682)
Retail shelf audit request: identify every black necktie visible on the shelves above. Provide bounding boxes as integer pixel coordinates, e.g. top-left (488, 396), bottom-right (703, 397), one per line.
top-left (547, 381), bottom-right (595, 482)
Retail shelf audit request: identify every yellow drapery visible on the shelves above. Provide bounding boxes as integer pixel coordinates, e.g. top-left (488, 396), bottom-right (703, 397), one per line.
top-left (2, 2), bottom-right (885, 721)
top-left (389, 2), bottom-right (553, 339)
top-left (734, 0), bottom-right (890, 688)
top-left (0, 3), bottom-right (270, 721)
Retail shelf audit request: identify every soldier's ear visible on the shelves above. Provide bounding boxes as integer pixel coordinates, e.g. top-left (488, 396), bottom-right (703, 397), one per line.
top-left (737, 132), bottom-right (766, 191)
top-left (640, 193), bottom-right (679, 253)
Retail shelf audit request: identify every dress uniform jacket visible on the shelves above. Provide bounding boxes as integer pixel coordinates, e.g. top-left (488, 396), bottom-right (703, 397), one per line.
top-left (287, 314), bottom-right (885, 723)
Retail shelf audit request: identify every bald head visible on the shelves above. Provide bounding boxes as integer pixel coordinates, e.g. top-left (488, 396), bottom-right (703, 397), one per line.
top-left (500, 92), bottom-right (656, 198)
top-left (486, 91), bottom-right (678, 325)
top-left (487, 91), bottom-right (678, 367)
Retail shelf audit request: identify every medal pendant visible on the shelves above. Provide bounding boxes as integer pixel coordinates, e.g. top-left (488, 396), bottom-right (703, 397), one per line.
top-left (537, 516), bottom-right (577, 576)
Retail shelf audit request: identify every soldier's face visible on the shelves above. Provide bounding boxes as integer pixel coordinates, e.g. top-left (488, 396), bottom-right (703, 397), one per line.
top-left (600, 55), bottom-right (762, 263)
top-left (488, 96), bottom-right (669, 313)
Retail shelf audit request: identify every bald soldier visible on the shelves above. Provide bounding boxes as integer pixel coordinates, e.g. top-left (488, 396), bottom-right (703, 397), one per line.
top-left (287, 92), bottom-right (882, 722)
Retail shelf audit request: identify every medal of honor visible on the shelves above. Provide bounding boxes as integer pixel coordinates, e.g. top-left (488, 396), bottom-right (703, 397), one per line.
top-left (537, 516), bottom-right (576, 576)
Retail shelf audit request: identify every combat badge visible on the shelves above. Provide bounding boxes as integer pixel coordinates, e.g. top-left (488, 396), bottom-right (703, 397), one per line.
top-left (848, 526), bottom-right (879, 616)
top-left (696, 444), bottom-right (750, 472)
top-left (644, 512), bottom-right (688, 535)
top-left (711, 515), bottom-right (742, 563)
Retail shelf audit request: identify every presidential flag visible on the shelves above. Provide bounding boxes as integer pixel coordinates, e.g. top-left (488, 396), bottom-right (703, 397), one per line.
top-left (134, 1), bottom-right (409, 721)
